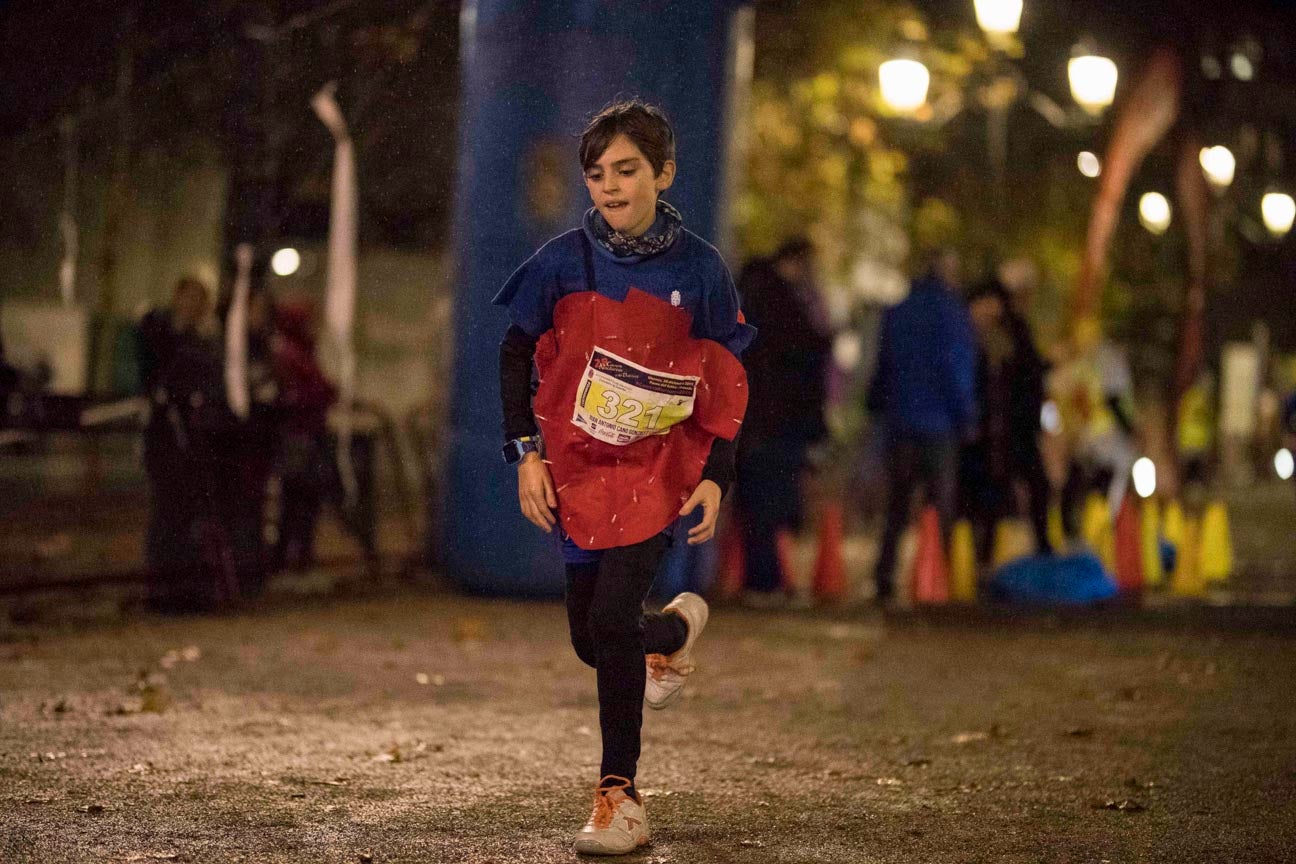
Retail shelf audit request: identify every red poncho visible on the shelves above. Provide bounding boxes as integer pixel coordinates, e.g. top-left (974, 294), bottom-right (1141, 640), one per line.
top-left (532, 288), bottom-right (748, 550)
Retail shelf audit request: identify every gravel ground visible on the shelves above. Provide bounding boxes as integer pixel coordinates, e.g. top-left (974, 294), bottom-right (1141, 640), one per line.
top-left (2, 588), bottom-right (1295, 863)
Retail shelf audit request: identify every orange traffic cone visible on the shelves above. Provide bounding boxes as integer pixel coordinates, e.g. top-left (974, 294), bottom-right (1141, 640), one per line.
top-left (812, 499), bottom-right (847, 602)
top-left (911, 507), bottom-right (950, 605)
top-left (1113, 495), bottom-right (1144, 595)
top-left (714, 510), bottom-right (745, 600)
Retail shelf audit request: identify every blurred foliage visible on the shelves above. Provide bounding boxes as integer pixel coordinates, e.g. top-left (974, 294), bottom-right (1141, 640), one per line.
top-left (741, 0), bottom-right (1120, 341)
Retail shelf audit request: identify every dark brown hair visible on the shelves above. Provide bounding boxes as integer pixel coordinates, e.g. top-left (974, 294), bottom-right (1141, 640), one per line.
top-left (579, 100), bottom-right (676, 176)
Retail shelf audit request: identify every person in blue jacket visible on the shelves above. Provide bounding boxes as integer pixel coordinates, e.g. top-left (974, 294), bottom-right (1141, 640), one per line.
top-left (866, 249), bottom-right (977, 603)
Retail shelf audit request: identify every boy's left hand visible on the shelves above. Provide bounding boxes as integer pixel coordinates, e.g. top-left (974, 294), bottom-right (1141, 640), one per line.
top-left (680, 479), bottom-right (722, 545)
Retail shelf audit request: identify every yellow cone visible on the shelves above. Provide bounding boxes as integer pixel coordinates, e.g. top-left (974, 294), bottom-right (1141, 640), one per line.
top-left (949, 519), bottom-right (977, 602)
top-left (1166, 500), bottom-right (1187, 575)
top-left (1171, 517), bottom-right (1206, 597)
top-left (992, 518), bottom-right (1034, 568)
top-left (1081, 493), bottom-right (1115, 571)
top-left (1200, 500), bottom-right (1233, 583)
top-left (1140, 498), bottom-right (1165, 588)
top-left (1047, 503), bottom-right (1066, 552)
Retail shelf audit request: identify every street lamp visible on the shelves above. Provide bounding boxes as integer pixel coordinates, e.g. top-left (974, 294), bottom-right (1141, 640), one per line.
top-left (1132, 457), bottom-right (1157, 499)
top-left (879, 58), bottom-right (930, 113)
top-left (973, 0), bottom-right (1023, 39)
top-left (1068, 52), bottom-right (1118, 116)
top-left (1077, 151), bottom-right (1101, 178)
top-left (1139, 192), bottom-right (1172, 235)
top-left (1198, 146), bottom-right (1236, 190)
top-left (1261, 192), bottom-right (1295, 238)
top-left (271, 247), bottom-right (301, 277)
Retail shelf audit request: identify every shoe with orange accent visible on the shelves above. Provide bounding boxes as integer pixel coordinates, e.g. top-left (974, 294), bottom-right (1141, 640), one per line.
top-left (572, 775), bottom-right (650, 855)
top-left (645, 591), bottom-right (709, 710)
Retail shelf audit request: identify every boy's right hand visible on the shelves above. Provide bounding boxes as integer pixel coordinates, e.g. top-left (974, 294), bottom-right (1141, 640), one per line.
top-left (517, 452), bottom-right (558, 532)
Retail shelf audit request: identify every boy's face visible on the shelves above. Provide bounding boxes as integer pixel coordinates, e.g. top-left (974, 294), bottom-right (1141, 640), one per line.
top-left (583, 134), bottom-right (675, 238)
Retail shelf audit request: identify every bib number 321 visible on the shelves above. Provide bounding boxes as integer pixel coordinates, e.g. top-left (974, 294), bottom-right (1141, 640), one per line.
top-left (572, 347), bottom-right (698, 446)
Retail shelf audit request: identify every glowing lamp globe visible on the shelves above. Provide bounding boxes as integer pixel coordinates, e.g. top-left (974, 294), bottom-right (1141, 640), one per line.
top-left (1069, 54), bottom-right (1118, 115)
top-left (879, 59), bottom-right (930, 113)
top-left (1261, 192), bottom-right (1295, 238)
top-left (1139, 192), bottom-right (1172, 235)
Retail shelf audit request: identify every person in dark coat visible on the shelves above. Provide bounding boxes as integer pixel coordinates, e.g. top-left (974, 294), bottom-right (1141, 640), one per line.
top-left (960, 280), bottom-right (1053, 571)
top-left (212, 288), bottom-right (280, 598)
top-left (867, 250), bottom-right (977, 603)
top-left (272, 300), bottom-right (337, 572)
top-left (734, 237), bottom-right (832, 599)
top-left (138, 276), bottom-right (232, 613)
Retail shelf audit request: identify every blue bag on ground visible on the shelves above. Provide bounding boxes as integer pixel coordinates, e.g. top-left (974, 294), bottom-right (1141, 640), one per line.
top-left (990, 553), bottom-right (1118, 605)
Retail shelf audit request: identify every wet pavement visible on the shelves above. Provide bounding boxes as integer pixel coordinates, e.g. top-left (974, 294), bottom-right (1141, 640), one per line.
top-left (2, 585), bottom-right (1294, 863)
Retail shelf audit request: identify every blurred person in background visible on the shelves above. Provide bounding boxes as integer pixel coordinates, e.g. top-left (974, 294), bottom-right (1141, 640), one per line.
top-left (1176, 369), bottom-right (1216, 499)
top-left (0, 334), bottom-right (16, 426)
top-left (1055, 322), bottom-right (1140, 540)
top-left (960, 278), bottom-right (1053, 569)
top-left (214, 288), bottom-right (280, 598)
top-left (271, 299), bottom-right (337, 572)
top-left (1282, 387), bottom-right (1296, 498)
top-left (867, 249), bottom-right (977, 603)
top-left (137, 276), bottom-right (231, 613)
top-left (733, 237), bottom-right (832, 603)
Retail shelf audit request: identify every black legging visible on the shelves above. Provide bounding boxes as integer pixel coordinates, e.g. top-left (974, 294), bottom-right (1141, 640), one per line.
top-left (565, 533), bottom-right (688, 784)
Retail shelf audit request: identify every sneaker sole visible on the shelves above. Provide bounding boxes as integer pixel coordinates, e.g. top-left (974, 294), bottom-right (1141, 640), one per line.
top-left (572, 835), bottom-right (650, 855)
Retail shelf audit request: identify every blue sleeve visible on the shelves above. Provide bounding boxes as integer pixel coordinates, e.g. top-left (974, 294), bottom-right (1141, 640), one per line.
top-left (700, 254), bottom-right (757, 357)
top-left (942, 296), bottom-right (978, 429)
top-left (491, 243), bottom-right (561, 338)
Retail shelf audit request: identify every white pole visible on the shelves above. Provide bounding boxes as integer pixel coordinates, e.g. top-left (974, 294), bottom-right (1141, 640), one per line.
top-left (310, 82), bottom-right (359, 507)
top-left (224, 242), bottom-right (253, 420)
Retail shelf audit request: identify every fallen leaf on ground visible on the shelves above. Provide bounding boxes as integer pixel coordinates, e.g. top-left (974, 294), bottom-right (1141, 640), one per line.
top-left (452, 618), bottom-right (489, 644)
top-left (1095, 799), bottom-right (1146, 812)
top-left (639, 789), bottom-right (675, 798)
top-left (740, 839), bottom-right (765, 848)
top-left (78, 803), bottom-right (107, 814)
top-left (951, 732), bottom-right (989, 744)
top-left (123, 854), bottom-right (182, 862)
top-left (904, 758), bottom-right (932, 767)
top-left (876, 777), bottom-right (903, 786)
top-left (415, 673), bottom-right (430, 685)
top-left (44, 698), bottom-right (72, 715)
top-left (1065, 727), bottom-right (1095, 737)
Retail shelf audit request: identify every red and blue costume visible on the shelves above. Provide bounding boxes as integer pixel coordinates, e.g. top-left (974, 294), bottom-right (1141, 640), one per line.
top-left (495, 216), bottom-right (754, 561)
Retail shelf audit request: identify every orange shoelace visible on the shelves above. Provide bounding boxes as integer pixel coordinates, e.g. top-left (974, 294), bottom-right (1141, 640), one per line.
top-left (646, 653), bottom-right (672, 681)
top-left (590, 775), bottom-right (633, 829)
top-left (647, 652), bottom-right (693, 679)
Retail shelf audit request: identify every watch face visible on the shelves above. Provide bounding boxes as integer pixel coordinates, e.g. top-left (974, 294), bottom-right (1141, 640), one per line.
top-left (502, 441), bottom-right (521, 464)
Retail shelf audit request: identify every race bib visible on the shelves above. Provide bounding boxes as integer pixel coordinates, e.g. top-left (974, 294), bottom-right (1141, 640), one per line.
top-left (572, 347), bottom-right (698, 446)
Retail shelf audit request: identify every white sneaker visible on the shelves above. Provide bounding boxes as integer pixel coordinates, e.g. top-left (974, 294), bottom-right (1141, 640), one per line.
top-left (572, 775), bottom-right (650, 855)
top-left (645, 591), bottom-right (709, 710)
